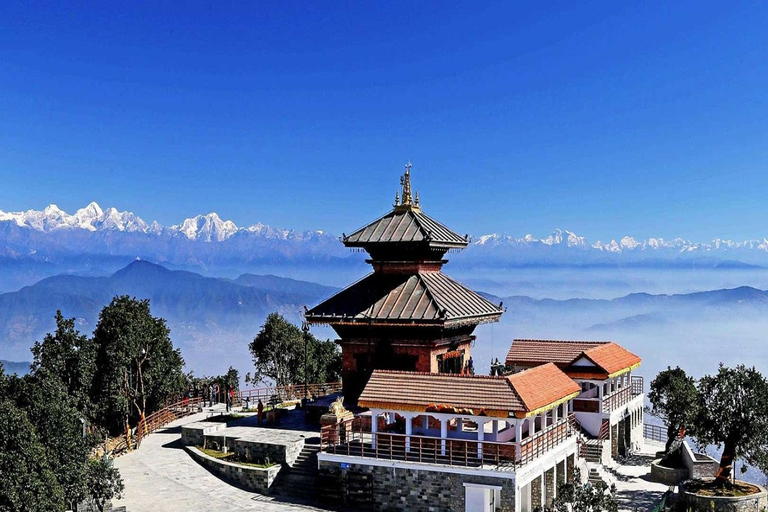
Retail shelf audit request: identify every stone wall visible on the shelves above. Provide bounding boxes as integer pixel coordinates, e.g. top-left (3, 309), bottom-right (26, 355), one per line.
top-left (233, 437), bottom-right (303, 466)
top-left (544, 468), bottom-right (554, 506)
top-left (681, 482), bottom-right (768, 512)
top-left (180, 421), bottom-right (227, 447)
top-left (186, 446), bottom-right (281, 494)
top-left (530, 475), bottom-right (542, 509)
top-left (319, 460), bottom-right (515, 512)
top-left (611, 424), bottom-right (618, 458)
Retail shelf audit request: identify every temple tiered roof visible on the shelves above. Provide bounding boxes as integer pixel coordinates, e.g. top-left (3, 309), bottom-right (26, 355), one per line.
top-left (305, 271), bottom-right (502, 327)
top-left (343, 209), bottom-right (469, 249)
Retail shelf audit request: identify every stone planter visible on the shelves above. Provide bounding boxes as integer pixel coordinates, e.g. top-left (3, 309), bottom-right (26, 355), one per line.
top-left (650, 459), bottom-right (688, 486)
top-left (681, 480), bottom-right (768, 512)
top-left (185, 446), bottom-right (281, 494)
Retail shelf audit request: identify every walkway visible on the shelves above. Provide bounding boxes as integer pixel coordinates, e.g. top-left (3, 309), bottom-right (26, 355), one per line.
top-left (611, 440), bottom-right (670, 512)
top-left (112, 404), bottom-right (329, 512)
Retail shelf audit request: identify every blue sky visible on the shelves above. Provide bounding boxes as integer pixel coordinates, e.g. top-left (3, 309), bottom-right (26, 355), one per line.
top-left (1, 1), bottom-right (767, 241)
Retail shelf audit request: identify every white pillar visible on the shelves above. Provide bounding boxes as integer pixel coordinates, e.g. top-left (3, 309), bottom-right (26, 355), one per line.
top-left (423, 415), bottom-right (429, 430)
top-left (371, 411), bottom-right (378, 450)
top-left (515, 421), bottom-right (523, 461)
top-left (492, 419), bottom-right (499, 440)
top-left (405, 415), bottom-right (412, 453)
top-left (477, 419), bottom-right (486, 459)
top-left (540, 470), bottom-right (546, 506)
top-left (440, 418), bottom-right (448, 455)
top-left (553, 406), bottom-right (559, 425)
top-left (553, 462), bottom-right (557, 500)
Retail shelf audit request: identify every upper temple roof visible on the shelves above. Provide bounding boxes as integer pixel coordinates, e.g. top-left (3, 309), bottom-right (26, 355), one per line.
top-left (343, 208), bottom-right (469, 249)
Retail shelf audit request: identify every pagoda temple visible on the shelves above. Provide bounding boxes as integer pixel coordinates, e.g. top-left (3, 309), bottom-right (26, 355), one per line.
top-left (306, 163), bottom-right (504, 401)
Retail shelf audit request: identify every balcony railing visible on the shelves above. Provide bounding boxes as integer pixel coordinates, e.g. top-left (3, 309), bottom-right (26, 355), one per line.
top-left (631, 375), bottom-right (644, 395)
top-left (320, 415), bottom-right (575, 470)
top-left (643, 423), bottom-right (667, 444)
top-left (602, 386), bottom-right (633, 413)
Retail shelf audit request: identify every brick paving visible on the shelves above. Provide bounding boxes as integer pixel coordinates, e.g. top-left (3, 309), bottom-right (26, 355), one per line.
top-left (112, 404), bottom-right (329, 512)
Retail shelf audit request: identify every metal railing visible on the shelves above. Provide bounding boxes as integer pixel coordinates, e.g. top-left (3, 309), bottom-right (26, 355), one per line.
top-left (320, 415), bottom-right (575, 470)
top-left (237, 382), bottom-right (342, 407)
top-left (643, 423), bottom-right (667, 444)
top-left (603, 386), bottom-right (634, 413)
top-left (631, 375), bottom-right (644, 395)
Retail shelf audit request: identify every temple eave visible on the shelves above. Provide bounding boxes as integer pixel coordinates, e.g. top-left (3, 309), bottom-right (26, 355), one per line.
top-left (305, 313), bottom-right (502, 328)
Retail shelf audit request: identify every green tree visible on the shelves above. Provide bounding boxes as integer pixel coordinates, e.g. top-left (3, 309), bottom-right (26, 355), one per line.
top-left (30, 311), bottom-right (96, 417)
top-left (249, 313), bottom-right (341, 388)
top-left (0, 398), bottom-right (65, 511)
top-left (90, 296), bottom-right (186, 435)
top-left (647, 366), bottom-right (699, 452)
top-left (535, 468), bottom-right (618, 512)
top-left (695, 364), bottom-right (768, 486)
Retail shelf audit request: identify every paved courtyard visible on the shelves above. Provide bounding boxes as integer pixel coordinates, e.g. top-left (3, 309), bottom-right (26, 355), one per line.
top-left (114, 406), bottom-right (670, 511)
top-left (113, 404), bottom-right (329, 512)
top-left (612, 440), bottom-right (670, 512)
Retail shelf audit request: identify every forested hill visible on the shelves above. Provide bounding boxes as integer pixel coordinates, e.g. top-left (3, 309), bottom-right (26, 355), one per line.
top-left (0, 260), bottom-right (338, 370)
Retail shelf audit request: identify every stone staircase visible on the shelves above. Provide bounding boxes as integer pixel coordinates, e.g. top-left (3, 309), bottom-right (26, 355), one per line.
top-left (582, 439), bottom-right (603, 463)
top-left (588, 467), bottom-right (605, 486)
top-left (271, 444), bottom-right (320, 499)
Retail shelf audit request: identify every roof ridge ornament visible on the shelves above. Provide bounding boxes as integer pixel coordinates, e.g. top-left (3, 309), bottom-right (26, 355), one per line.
top-left (395, 160), bottom-right (421, 213)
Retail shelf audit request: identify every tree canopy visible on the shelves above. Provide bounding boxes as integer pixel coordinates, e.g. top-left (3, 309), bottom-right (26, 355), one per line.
top-left (694, 364), bottom-right (768, 486)
top-left (90, 296), bottom-right (186, 435)
top-left (647, 366), bottom-right (699, 452)
top-left (535, 468), bottom-right (618, 512)
top-left (249, 312), bottom-right (341, 388)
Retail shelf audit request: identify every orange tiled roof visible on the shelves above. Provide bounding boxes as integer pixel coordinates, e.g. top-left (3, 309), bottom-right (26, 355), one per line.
top-left (507, 363), bottom-right (581, 414)
top-left (358, 364), bottom-right (580, 418)
top-left (506, 339), bottom-right (606, 365)
top-left (581, 343), bottom-right (641, 376)
top-left (505, 339), bottom-right (641, 378)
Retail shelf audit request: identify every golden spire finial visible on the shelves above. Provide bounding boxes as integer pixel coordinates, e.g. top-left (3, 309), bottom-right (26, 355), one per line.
top-left (395, 160), bottom-right (421, 212)
top-left (394, 190), bottom-right (400, 206)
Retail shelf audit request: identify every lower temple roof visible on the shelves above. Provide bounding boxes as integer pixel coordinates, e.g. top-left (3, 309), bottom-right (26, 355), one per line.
top-left (305, 271), bottom-right (503, 328)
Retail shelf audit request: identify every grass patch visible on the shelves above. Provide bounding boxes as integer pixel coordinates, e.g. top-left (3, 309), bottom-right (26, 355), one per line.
top-left (685, 478), bottom-right (761, 497)
top-left (196, 446), bottom-right (277, 468)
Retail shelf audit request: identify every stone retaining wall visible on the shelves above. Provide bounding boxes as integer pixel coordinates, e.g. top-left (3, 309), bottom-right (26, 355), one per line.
top-left (185, 446), bottom-right (281, 494)
top-left (180, 421), bottom-right (227, 447)
top-left (650, 459), bottom-right (688, 486)
top-left (681, 481), bottom-right (768, 512)
top-left (318, 460), bottom-right (515, 512)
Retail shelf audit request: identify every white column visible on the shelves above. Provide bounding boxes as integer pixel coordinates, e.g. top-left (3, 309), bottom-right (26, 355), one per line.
top-left (423, 415), bottom-right (429, 430)
top-left (371, 410), bottom-right (378, 450)
top-left (477, 419), bottom-right (486, 459)
top-left (598, 383), bottom-right (604, 413)
top-left (553, 406), bottom-right (559, 425)
top-left (540, 470), bottom-right (546, 506)
top-left (492, 419), bottom-right (499, 440)
top-left (405, 415), bottom-right (412, 453)
top-left (440, 417), bottom-right (448, 455)
top-left (553, 462), bottom-right (557, 500)
top-left (515, 421), bottom-right (523, 461)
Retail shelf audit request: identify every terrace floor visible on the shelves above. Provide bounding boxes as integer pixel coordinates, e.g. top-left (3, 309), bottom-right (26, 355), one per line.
top-left (611, 440), bottom-right (670, 512)
top-left (113, 404), bottom-right (328, 512)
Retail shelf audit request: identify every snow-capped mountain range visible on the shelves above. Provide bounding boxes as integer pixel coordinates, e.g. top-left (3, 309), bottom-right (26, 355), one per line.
top-left (3, 203), bottom-right (768, 269)
top-left (472, 229), bottom-right (768, 255)
top-left (0, 202), bottom-right (325, 242)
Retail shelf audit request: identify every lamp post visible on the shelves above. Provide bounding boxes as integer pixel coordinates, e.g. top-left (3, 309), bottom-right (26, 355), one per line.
top-left (301, 319), bottom-right (310, 406)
